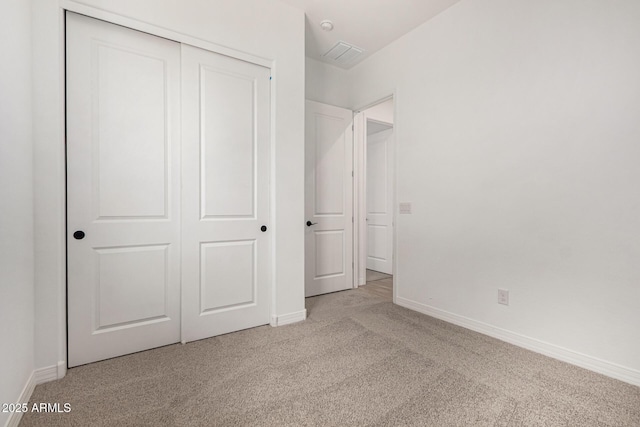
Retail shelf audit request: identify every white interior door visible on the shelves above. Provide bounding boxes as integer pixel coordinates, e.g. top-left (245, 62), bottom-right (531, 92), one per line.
top-left (366, 123), bottom-right (394, 274)
top-left (181, 45), bottom-right (271, 342)
top-left (305, 101), bottom-right (353, 297)
top-left (66, 12), bottom-right (181, 367)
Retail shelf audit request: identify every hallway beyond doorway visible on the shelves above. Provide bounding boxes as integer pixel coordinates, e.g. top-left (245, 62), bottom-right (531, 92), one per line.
top-left (361, 269), bottom-right (393, 301)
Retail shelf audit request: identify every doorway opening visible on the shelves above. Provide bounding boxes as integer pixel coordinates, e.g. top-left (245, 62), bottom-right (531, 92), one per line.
top-left (355, 97), bottom-right (395, 302)
top-left (303, 96), bottom-right (395, 302)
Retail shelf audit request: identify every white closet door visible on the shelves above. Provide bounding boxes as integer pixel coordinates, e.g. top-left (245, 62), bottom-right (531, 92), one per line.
top-left (366, 127), bottom-right (394, 274)
top-left (305, 101), bottom-right (354, 297)
top-left (181, 45), bottom-right (271, 342)
top-left (66, 12), bottom-right (181, 367)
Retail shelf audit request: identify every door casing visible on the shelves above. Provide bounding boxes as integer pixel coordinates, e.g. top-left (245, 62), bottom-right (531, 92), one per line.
top-left (353, 95), bottom-right (397, 296)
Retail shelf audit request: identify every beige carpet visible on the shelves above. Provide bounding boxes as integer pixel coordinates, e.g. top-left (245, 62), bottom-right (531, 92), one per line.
top-left (21, 289), bottom-right (640, 426)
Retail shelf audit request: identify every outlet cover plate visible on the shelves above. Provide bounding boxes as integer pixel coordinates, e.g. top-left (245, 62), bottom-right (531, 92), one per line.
top-left (498, 289), bottom-right (509, 305)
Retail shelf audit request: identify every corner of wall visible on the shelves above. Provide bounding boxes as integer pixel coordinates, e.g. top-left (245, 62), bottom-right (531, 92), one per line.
top-left (305, 57), bottom-right (351, 108)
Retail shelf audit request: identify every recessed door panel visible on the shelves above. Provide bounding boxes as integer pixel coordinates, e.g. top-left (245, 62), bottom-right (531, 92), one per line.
top-left (314, 230), bottom-right (345, 278)
top-left (366, 134), bottom-right (387, 215)
top-left (67, 12), bottom-right (181, 367)
top-left (200, 240), bottom-right (256, 313)
top-left (95, 44), bottom-right (168, 220)
top-left (314, 115), bottom-right (346, 216)
top-left (95, 245), bottom-right (169, 329)
top-left (201, 67), bottom-right (256, 219)
top-left (305, 101), bottom-right (353, 297)
top-left (366, 225), bottom-right (387, 261)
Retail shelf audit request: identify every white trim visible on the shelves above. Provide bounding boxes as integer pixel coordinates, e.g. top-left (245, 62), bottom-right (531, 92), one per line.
top-left (353, 94), bottom-right (395, 115)
top-left (269, 61), bottom-right (279, 341)
top-left (61, 1), bottom-right (273, 68)
top-left (34, 365), bottom-right (58, 385)
top-left (353, 93), bottom-right (397, 289)
top-left (353, 111), bottom-right (365, 288)
top-left (391, 89), bottom-right (398, 304)
top-left (396, 296), bottom-right (640, 388)
top-left (57, 360), bottom-right (67, 379)
top-left (57, 5), bottom-right (68, 380)
top-left (271, 309), bottom-right (307, 326)
top-left (4, 363), bottom-right (66, 427)
top-left (5, 372), bottom-right (35, 427)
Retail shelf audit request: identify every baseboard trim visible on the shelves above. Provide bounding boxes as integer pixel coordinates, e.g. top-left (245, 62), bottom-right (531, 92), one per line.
top-left (34, 365), bottom-right (57, 385)
top-left (271, 309), bottom-right (307, 327)
top-left (5, 371), bottom-right (35, 427)
top-left (57, 360), bottom-right (67, 380)
top-left (395, 297), bottom-right (640, 388)
top-left (4, 362), bottom-right (66, 427)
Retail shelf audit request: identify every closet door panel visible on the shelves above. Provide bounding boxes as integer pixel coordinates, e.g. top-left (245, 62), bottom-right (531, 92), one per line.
top-left (181, 44), bottom-right (271, 342)
top-left (66, 12), bottom-right (181, 367)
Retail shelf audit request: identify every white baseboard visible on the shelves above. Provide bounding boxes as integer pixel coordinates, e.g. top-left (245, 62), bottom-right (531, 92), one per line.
top-left (395, 297), bottom-right (640, 388)
top-left (34, 360), bottom-right (65, 385)
top-left (271, 309), bottom-right (307, 326)
top-left (34, 365), bottom-right (57, 385)
top-left (5, 372), bottom-right (35, 427)
top-left (57, 360), bottom-right (67, 380)
top-left (5, 361), bottom-right (66, 427)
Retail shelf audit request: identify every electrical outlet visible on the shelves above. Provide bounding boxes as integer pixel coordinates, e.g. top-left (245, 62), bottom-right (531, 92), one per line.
top-left (498, 289), bottom-right (509, 305)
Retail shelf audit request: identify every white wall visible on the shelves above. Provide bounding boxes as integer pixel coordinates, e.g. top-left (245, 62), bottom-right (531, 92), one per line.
top-left (350, 0), bottom-right (640, 380)
top-left (0, 0), bottom-right (35, 424)
top-left (305, 57), bottom-right (350, 108)
top-left (32, 0), bottom-right (306, 371)
top-left (32, 0), bottom-right (65, 371)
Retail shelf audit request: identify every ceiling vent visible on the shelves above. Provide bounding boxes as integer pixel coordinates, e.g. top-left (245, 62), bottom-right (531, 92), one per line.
top-left (322, 41), bottom-right (365, 65)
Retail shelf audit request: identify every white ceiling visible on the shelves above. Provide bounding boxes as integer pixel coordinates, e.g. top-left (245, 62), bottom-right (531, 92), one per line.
top-left (279, 0), bottom-right (460, 69)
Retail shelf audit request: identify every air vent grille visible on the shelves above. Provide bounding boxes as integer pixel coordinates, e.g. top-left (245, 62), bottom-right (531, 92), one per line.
top-left (322, 41), bottom-right (365, 65)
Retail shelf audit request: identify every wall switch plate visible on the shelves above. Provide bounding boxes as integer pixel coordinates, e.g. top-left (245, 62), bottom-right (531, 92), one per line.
top-left (399, 202), bottom-right (412, 214)
top-left (498, 289), bottom-right (509, 305)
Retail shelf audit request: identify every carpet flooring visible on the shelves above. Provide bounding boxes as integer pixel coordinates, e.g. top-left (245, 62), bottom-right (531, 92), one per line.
top-left (21, 289), bottom-right (640, 426)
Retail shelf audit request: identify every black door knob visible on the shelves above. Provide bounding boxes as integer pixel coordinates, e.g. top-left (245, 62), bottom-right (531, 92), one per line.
top-left (73, 230), bottom-right (85, 240)
top-left (306, 221), bottom-right (318, 227)
top-left (261, 225), bottom-right (267, 232)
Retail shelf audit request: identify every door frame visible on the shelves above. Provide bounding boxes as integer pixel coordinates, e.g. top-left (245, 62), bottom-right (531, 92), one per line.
top-left (352, 94), bottom-right (398, 302)
top-left (61, 2), bottom-right (278, 368)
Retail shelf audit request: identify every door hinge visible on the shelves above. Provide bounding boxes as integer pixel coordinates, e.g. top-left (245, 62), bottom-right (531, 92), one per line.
top-left (351, 171), bottom-right (354, 177)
